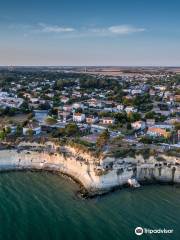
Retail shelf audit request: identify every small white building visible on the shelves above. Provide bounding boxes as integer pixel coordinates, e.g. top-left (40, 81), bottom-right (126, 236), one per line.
top-left (125, 106), bottom-right (137, 113)
top-left (73, 113), bottom-right (85, 122)
top-left (131, 121), bottom-right (146, 130)
top-left (61, 96), bottom-right (69, 103)
top-left (131, 89), bottom-right (142, 95)
top-left (146, 119), bottom-right (155, 127)
top-left (116, 104), bottom-right (124, 111)
top-left (23, 121), bottom-right (41, 135)
top-left (73, 103), bottom-right (84, 109)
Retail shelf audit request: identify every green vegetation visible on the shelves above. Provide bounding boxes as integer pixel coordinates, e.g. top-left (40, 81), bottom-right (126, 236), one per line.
top-left (96, 129), bottom-right (110, 149)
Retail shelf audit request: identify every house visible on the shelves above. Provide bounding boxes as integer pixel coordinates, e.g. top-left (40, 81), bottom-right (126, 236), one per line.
top-left (34, 110), bottom-right (49, 123)
top-left (154, 123), bottom-right (174, 131)
top-left (165, 117), bottom-right (180, 125)
top-left (30, 98), bottom-right (39, 104)
top-left (101, 117), bottom-right (115, 125)
top-left (63, 105), bottom-right (72, 112)
top-left (5, 124), bottom-right (17, 134)
top-left (0, 91), bottom-right (9, 98)
top-left (125, 106), bottom-right (137, 113)
top-left (0, 97), bottom-right (24, 109)
top-left (91, 124), bottom-right (107, 133)
top-left (131, 121), bottom-right (146, 130)
top-left (154, 85), bottom-right (166, 91)
top-left (58, 111), bottom-right (72, 123)
top-left (23, 121), bottom-right (41, 135)
top-left (116, 104), bottom-right (124, 111)
top-left (87, 98), bottom-right (104, 108)
top-left (61, 96), bottom-right (69, 103)
top-left (131, 89), bottom-right (142, 95)
top-left (149, 89), bottom-right (155, 96)
top-left (147, 127), bottom-right (171, 138)
top-left (73, 113), bottom-right (85, 122)
top-left (146, 119), bottom-right (155, 127)
top-left (86, 115), bottom-right (99, 124)
top-left (73, 102), bottom-right (84, 109)
top-left (174, 95), bottom-right (180, 102)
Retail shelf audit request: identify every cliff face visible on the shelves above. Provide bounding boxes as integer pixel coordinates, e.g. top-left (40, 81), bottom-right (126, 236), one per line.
top-left (0, 147), bottom-right (179, 194)
top-left (136, 164), bottom-right (180, 183)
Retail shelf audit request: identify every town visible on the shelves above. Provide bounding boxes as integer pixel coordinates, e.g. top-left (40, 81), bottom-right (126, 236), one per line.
top-left (0, 66), bottom-right (179, 159)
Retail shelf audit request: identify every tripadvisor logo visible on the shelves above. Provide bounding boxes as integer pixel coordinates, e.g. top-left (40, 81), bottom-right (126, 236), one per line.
top-left (135, 227), bottom-right (143, 236)
top-left (135, 226), bottom-right (174, 236)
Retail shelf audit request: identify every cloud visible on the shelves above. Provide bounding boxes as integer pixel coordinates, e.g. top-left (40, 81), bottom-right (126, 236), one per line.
top-left (7, 22), bottom-right (145, 38)
top-left (38, 23), bottom-right (75, 33)
top-left (108, 25), bottom-right (145, 34)
top-left (90, 25), bottom-right (146, 36)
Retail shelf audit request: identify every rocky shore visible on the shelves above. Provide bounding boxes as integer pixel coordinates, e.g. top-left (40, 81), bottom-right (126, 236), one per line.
top-left (0, 142), bottom-right (179, 196)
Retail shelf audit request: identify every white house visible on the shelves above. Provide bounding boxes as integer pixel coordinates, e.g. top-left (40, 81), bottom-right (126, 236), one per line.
top-left (73, 103), bottom-right (84, 109)
top-left (116, 104), bottom-right (124, 111)
top-left (23, 121), bottom-right (41, 135)
top-left (146, 119), bottom-right (155, 127)
top-left (131, 89), bottom-right (142, 95)
top-left (125, 106), bottom-right (137, 113)
top-left (73, 113), bottom-right (85, 122)
top-left (131, 121), bottom-right (146, 130)
top-left (61, 96), bottom-right (69, 103)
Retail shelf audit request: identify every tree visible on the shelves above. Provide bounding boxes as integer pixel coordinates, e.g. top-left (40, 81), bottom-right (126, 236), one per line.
top-left (39, 102), bottom-right (51, 110)
top-left (174, 122), bottom-right (180, 131)
top-left (20, 101), bottom-right (30, 113)
top-left (65, 123), bottom-right (79, 137)
top-left (96, 129), bottom-right (110, 149)
top-left (26, 129), bottom-right (34, 136)
top-left (127, 112), bottom-right (141, 123)
top-left (0, 130), bottom-right (6, 140)
top-left (16, 125), bottom-right (22, 137)
top-left (45, 117), bottom-right (57, 125)
top-left (140, 136), bottom-right (153, 144)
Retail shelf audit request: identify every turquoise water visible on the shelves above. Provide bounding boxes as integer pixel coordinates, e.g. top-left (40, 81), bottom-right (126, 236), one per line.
top-left (0, 172), bottom-right (179, 240)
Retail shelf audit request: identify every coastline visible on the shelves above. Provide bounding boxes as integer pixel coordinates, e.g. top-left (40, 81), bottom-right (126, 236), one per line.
top-left (0, 146), bottom-right (180, 197)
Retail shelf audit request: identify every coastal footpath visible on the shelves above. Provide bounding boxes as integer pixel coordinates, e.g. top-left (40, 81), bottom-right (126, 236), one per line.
top-left (0, 142), bottom-right (180, 195)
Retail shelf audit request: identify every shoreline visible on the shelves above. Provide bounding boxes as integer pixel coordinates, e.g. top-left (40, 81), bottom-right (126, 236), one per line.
top-left (0, 146), bottom-right (179, 197)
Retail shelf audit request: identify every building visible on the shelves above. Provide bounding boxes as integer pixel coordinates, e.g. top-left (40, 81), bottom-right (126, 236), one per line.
top-left (91, 124), bottom-right (107, 133)
top-left (174, 95), bottom-right (180, 102)
top-left (58, 111), bottom-right (72, 123)
top-left (61, 96), bottom-right (69, 103)
top-left (73, 113), bottom-right (85, 122)
top-left (131, 121), bottom-right (146, 130)
top-left (23, 121), bottom-right (41, 135)
top-left (5, 124), bottom-right (17, 134)
top-left (116, 104), bottom-right (124, 111)
top-left (131, 89), bottom-right (142, 95)
top-left (146, 119), bottom-right (155, 127)
top-left (72, 102), bottom-right (84, 109)
top-left (86, 115), bottom-right (99, 124)
top-left (34, 110), bottom-right (49, 123)
top-left (101, 117), bottom-right (115, 125)
top-left (147, 127), bottom-right (171, 138)
top-left (63, 105), bottom-right (72, 112)
top-left (125, 106), bottom-right (137, 113)
top-left (0, 97), bottom-right (24, 108)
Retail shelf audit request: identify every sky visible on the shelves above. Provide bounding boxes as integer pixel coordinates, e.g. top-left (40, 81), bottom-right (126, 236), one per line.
top-left (0, 0), bottom-right (180, 66)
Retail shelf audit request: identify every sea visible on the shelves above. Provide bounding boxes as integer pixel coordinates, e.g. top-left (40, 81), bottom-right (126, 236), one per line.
top-left (0, 171), bottom-right (179, 240)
